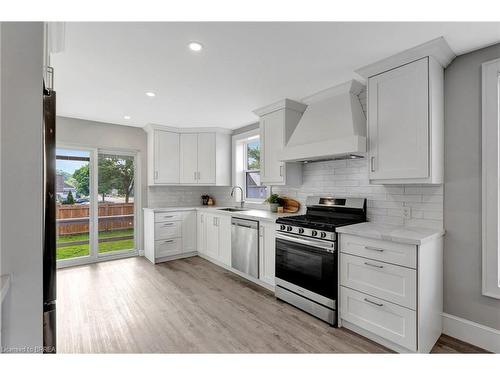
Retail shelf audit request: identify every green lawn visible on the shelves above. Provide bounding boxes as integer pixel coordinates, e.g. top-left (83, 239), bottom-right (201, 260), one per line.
top-left (57, 229), bottom-right (134, 260)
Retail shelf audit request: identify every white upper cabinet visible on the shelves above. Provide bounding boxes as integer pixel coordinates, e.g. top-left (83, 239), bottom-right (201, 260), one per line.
top-left (254, 99), bottom-right (306, 186)
top-left (368, 58), bottom-right (431, 181)
top-left (145, 125), bottom-right (231, 186)
top-left (151, 130), bottom-right (180, 184)
top-left (356, 38), bottom-right (453, 184)
top-left (180, 133), bottom-right (199, 184)
top-left (197, 132), bottom-right (216, 184)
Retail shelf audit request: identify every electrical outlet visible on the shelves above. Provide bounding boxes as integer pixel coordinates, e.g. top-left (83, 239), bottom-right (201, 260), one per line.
top-left (402, 207), bottom-right (411, 219)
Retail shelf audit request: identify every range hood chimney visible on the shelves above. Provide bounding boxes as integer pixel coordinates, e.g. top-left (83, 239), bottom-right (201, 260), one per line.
top-left (279, 80), bottom-right (367, 162)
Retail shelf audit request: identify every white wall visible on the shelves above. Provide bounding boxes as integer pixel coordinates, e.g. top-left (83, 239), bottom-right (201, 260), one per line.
top-left (56, 116), bottom-right (148, 250)
top-left (444, 42), bottom-right (500, 331)
top-left (1, 22), bottom-right (44, 350)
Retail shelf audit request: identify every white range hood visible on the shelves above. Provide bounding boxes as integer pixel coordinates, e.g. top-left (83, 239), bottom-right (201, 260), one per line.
top-left (279, 80), bottom-right (367, 162)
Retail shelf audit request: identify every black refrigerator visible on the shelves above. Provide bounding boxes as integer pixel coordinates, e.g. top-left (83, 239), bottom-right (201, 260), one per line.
top-left (42, 83), bottom-right (57, 353)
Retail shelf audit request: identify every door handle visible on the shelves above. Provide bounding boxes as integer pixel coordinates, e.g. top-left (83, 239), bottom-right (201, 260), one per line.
top-left (370, 156), bottom-right (375, 172)
top-left (279, 165), bottom-right (283, 177)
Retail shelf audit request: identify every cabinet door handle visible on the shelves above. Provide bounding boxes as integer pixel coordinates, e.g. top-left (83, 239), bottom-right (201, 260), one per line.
top-left (194, 171), bottom-right (197, 180)
top-left (370, 156), bottom-right (375, 172)
top-left (364, 298), bottom-right (383, 307)
top-left (197, 171), bottom-right (201, 180)
top-left (364, 262), bottom-right (383, 269)
top-left (364, 246), bottom-right (384, 252)
top-left (279, 165), bottom-right (283, 177)
top-left (259, 226), bottom-right (264, 238)
top-left (154, 171), bottom-right (158, 180)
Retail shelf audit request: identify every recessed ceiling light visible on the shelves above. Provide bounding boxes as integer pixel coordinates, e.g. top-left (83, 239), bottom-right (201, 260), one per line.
top-left (145, 92), bottom-right (156, 97)
top-left (188, 42), bottom-right (203, 52)
top-left (123, 115), bottom-right (131, 120)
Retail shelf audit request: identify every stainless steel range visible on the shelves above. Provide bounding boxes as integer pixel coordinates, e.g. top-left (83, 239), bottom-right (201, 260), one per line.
top-left (274, 196), bottom-right (366, 326)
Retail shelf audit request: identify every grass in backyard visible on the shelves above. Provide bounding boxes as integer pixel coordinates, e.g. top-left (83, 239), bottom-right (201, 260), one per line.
top-left (57, 228), bottom-right (134, 243)
top-left (56, 229), bottom-right (134, 260)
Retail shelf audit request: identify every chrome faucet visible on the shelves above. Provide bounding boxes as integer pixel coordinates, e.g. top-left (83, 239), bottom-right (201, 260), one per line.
top-left (230, 186), bottom-right (245, 208)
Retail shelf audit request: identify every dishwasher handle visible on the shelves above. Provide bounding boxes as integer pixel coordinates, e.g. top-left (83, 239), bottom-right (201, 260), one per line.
top-left (231, 217), bottom-right (259, 230)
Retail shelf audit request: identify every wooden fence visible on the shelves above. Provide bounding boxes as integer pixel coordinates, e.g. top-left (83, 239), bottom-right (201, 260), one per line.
top-left (57, 203), bottom-right (134, 236)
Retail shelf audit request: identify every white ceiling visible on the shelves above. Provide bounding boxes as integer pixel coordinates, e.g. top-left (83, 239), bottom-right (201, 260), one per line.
top-left (52, 22), bottom-right (500, 129)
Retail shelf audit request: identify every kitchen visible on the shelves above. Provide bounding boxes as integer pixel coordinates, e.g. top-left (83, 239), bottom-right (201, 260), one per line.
top-left (1, 15), bottom-right (500, 368)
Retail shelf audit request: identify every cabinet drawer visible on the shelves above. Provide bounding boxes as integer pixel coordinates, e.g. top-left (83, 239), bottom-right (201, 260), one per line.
top-left (340, 254), bottom-right (416, 309)
top-left (340, 234), bottom-right (417, 268)
top-left (155, 221), bottom-right (181, 240)
top-left (340, 287), bottom-right (416, 351)
top-left (155, 211), bottom-right (183, 222)
top-left (155, 238), bottom-right (182, 258)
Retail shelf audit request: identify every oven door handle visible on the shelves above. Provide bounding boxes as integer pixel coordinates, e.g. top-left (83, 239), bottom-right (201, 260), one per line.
top-left (276, 232), bottom-right (335, 251)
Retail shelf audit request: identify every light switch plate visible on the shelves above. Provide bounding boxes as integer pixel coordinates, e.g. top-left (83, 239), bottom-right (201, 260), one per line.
top-left (402, 207), bottom-right (411, 219)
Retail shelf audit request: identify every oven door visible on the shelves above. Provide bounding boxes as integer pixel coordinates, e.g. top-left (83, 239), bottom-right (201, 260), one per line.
top-left (275, 232), bottom-right (337, 301)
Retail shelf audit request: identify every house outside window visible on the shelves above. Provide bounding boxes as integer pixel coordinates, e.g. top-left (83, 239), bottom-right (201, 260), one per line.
top-left (233, 129), bottom-right (268, 202)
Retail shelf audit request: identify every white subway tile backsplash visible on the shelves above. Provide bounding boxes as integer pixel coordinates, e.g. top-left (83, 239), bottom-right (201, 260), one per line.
top-left (273, 156), bottom-right (443, 229)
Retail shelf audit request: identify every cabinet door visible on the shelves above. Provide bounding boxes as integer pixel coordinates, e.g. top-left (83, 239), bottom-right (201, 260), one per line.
top-left (205, 214), bottom-right (219, 259)
top-left (259, 221), bottom-right (275, 285)
top-left (368, 58), bottom-right (429, 180)
top-left (155, 130), bottom-right (180, 184)
top-left (180, 133), bottom-right (198, 184)
top-left (197, 132), bottom-right (216, 184)
top-left (260, 111), bottom-right (285, 184)
top-left (218, 215), bottom-right (231, 267)
top-left (197, 212), bottom-right (206, 255)
top-left (182, 211), bottom-right (197, 253)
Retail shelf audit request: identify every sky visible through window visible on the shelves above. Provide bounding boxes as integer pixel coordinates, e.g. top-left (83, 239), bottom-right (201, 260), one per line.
top-left (56, 148), bottom-right (90, 174)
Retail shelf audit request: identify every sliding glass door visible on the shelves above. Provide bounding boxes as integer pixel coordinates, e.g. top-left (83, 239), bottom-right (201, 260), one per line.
top-left (56, 147), bottom-right (138, 267)
top-left (97, 152), bottom-right (135, 256)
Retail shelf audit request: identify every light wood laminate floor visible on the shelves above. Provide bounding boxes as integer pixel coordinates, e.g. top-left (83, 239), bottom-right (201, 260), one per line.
top-left (57, 256), bottom-right (488, 353)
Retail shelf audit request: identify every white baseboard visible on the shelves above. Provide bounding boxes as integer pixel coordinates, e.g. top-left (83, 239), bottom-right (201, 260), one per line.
top-left (442, 313), bottom-right (500, 353)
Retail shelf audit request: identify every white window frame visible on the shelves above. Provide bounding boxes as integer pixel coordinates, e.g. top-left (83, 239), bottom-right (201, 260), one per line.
top-left (232, 129), bottom-right (268, 203)
top-left (481, 57), bottom-right (500, 299)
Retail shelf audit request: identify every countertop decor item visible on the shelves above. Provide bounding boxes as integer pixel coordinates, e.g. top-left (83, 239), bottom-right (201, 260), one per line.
top-left (281, 197), bottom-right (300, 213)
top-left (201, 194), bottom-right (210, 205)
top-left (207, 197), bottom-right (215, 206)
top-left (265, 194), bottom-right (283, 212)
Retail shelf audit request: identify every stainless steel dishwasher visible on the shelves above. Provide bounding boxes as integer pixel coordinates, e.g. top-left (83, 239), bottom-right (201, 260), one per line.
top-left (231, 217), bottom-right (259, 278)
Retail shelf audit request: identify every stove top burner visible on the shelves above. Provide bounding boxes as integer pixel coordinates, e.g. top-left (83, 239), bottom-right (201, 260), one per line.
top-left (276, 215), bottom-right (363, 231)
top-left (275, 196), bottom-right (367, 232)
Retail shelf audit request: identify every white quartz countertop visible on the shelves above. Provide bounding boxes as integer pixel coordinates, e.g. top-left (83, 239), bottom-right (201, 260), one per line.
top-left (144, 206), bottom-right (295, 223)
top-left (1, 274), bottom-right (10, 303)
top-left (336, 222), bottom-right (445, 245)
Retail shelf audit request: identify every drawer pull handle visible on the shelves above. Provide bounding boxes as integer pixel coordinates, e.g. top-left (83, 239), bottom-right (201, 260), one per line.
top-left (163, 240), bottom-right (174, 244)
top-left (364, 298), bottom-right (383, 307)
top-left (364, 262), bottom-right (383, 269)
top-left (162, 223), bottom-right (174, 227)
top-left (365, 246), bottom-right (385, 252)
top-left (162, 215), bottom-right (174, 218)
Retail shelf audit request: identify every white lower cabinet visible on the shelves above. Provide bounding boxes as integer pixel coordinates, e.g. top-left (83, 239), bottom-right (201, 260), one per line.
top-left (259, 221), bottom-right (276, 286)
top-left (339, 233), bottom-right (443, 353)
top-left (340, 287), bottom-right (417, 351)
top-left (197, 212), bottom-right (231, 268)
top-left (144, 209), bottom-right (197, 263)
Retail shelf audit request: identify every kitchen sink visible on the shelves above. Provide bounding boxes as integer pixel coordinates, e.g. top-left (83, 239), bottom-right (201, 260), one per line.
top-left (217, 208), bottom-right (249, 212)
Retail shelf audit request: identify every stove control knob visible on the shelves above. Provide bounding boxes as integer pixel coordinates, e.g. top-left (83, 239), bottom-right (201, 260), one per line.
top-left (298, 228), bottom-right (304, 234)
top-left (320, 232), bottom-right (327, 238)
top-left (280, 225), bottom-right (286, 231)
top-left (286, 226), bottom-right (293, 232)
top-left (311, 230), bottom-right (318, 237)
